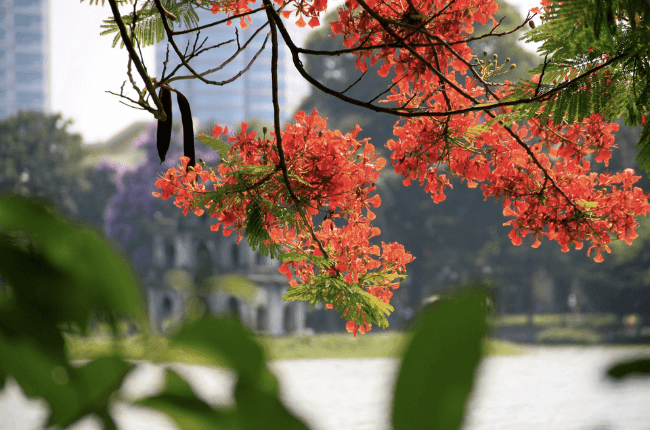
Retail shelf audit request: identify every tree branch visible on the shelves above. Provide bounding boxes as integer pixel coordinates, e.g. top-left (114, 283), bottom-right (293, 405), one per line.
top-left (107, 0), bottom-right (165, 119)
top-left (264, 0), bottom-right (333, 264)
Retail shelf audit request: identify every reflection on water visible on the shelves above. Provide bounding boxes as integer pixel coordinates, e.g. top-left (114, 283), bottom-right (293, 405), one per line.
top-left (0, 347), bottom-right (648, 430)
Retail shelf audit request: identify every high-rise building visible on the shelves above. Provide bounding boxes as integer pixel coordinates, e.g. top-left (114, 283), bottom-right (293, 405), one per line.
top-left (155, 8), bottom-right (286, 131)
top-left (0, 0), bottom-right (50, 119)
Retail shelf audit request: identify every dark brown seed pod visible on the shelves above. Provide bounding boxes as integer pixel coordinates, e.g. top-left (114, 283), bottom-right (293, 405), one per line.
top-left (156, 87), bottom-right (173, 164)
top-left (176, 91), bottom-right (195, 172)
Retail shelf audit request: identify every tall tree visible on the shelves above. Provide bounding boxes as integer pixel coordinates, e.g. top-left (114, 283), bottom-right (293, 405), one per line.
top-left (0, 111), bottom-right (85, 214)
top-left (0, 111), bottom-right (116, 229)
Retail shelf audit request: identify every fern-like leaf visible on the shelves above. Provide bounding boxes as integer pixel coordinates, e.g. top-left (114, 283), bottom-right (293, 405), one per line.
top-left (99, 0), bottom-right (200, 49)
top-left (635, 121), bottom-right (650, 173)
top-left (244, 201), bottom-right (282, 259)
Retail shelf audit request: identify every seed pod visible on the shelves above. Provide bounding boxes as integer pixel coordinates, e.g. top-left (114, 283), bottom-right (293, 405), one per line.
top-left (156, 87), bottom-right (173, 164)
top-left (176, 91), bottom-right (195, 172)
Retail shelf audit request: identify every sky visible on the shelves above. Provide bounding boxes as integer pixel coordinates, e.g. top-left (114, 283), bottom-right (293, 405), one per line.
top-left (49, 1), bottom-right (541, 144)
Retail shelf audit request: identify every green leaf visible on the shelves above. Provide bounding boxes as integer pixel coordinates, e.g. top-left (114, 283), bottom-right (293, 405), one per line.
top-left (197, 134), bottom-right (232, 160)
top-left (0, 334), bottom-right (81, 426)
top-left (0, 197), bottom-right (144, 428)
top-left (635, 120), bottom-right (650, 174)
top-left (0, 197), bottom-right (145, 330)
top-left (233, 378), bottom-right (310, 430)
top-left (137, 369), bottom-right (239, 430)
top-left (98, 0), bottom-right (200, 49)
top-left (165, 320), bottom-right (310, 430)
top-left (392, 289), bottom-right (488, 430)
top-left (359, 290), bottom-right (394, 328)
top-left (576, 200), bottom-right (599, 208)
top-left (244, 201), bottom-right (282, 258)
top-left (50, 356), bottom-right (134, 428)
top-left (280, 251), bottom-right (328, 266)
top-left (234, 165), bottom-right (276, 176)
top-left (607, 357), bottom-right (650, 380)
top-left (168, 319), bottom-right (274, 390)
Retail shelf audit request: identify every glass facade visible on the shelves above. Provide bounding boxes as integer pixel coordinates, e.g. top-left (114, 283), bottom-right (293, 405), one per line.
top-left (155, 9), bottom-right (287, 131)
top-left (0, 0), bottom-right (49, 120)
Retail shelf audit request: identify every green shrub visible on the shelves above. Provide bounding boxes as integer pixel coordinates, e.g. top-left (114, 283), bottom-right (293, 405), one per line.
top-left (537, 327), bottom-right (602, 344)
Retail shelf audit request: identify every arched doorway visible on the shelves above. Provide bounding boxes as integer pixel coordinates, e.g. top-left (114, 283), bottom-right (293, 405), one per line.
top-left (195, 242), bottom-right (213, 313)
top-left (283, 304), bottom-right (294, 333)
top-left (231, 243), bottom-right (239, 268)
top-left (227, 296), bottom-right (240, 321)
top-left (161, 295), bottom-right (173, 319)
top-left (257, 306), bottom-right (268, 332)
top-left (195, 243), bottom-right (212, 286)
top-left (165, 241), bottom-right (175, 267)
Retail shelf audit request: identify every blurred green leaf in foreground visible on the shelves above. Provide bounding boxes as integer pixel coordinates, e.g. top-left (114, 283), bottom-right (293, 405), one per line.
top-left (0, 196), bottom-right (646, 430)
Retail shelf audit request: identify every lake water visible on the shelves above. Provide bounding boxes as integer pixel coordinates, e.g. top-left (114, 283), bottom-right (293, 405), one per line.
top-left (1, 346), bottom-right (649, 430)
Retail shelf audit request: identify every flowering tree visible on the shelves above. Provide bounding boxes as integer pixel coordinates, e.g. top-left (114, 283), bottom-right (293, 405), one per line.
top-left (91, 0), bottom-right (650, 335)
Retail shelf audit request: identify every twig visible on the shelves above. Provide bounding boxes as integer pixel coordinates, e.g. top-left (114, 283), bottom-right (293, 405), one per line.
top-left (107, 0), bottom-right (164, 119)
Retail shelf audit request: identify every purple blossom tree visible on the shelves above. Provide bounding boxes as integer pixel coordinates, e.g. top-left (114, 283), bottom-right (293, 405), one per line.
top-left (104, 125), bottom-right (219, 279)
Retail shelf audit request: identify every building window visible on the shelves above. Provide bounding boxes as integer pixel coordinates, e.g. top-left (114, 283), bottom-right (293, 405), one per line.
top-left (231, 244), bottom-right (239, 268)
top-left (16, 91), bottom-right (43, 107)
top-left (15, 0), bottom-right (42, 6)
top-left (15, 52), bottom-right (41, 67)
top-left (16, 71), bottom-right (42, 84)
top-left (16, 32), bottom-right (41, 46)
top-left (15, 14), bottom-right (41, 27)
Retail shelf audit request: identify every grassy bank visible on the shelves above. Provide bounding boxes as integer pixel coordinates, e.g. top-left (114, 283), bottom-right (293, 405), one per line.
top-left (66, 331), bottom-right (527, 365)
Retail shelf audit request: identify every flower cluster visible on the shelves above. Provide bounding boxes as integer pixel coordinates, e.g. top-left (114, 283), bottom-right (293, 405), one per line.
top-left (153, 110), bottom-right (414, 334)
top-left (203, 0), bottom-right (327, 28)
top-left (325, 0), bottom-right (650, 262)
top-left (154, 0), bottom-right (650, 334)
top-left (388, 108), bottom-right (650, 262)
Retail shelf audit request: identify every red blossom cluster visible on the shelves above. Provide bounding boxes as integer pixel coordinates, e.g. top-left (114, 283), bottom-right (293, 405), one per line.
top-left (153, 109), bottom-right (414, 335)
top-left (327, 0), bottom-right (650, 262)
top-left (389, 111), bottom-right (650, 263)
top-left (202, 0), bottom-right (326, 28)
top-left (153, 0), bottom-right (650, 333)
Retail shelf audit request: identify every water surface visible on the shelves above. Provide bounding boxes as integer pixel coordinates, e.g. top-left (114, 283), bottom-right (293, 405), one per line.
top-left (0, 346), bottom-right (648, 430)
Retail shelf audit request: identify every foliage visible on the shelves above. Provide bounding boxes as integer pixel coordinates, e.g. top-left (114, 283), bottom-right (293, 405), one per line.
top-left (89, 0), bottom-right (650, 335)
top-left (99, 0), bottom-right (200, 49)
top-left (536, 326), bottom-right (602, 344)
top-left (103, 125), bottom-right (218, 279)
top-left (294, 2), bottom-right (548, 303)
top-left (507, 0), bottom-right (650, 170)
top-left (607, 358), bottom-right (650, 379)
top-left (156, 122), bottom-right (411, 335)
top-left (66, 329), bottom-right (525, 363)
top-left (0, 111), bottom-right (116, 229)
top-left (0, 196), bottom-right (509, 430)
top-left (0, 197), bottom-right (144, 429)
top-left (0, 112), bottom-right (83, 205)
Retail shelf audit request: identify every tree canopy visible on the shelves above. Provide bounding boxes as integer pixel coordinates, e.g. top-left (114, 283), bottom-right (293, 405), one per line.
top-left (86, 0), bottom-right (650, 334)
top-left (0, 111), bottom-right (116, 229)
